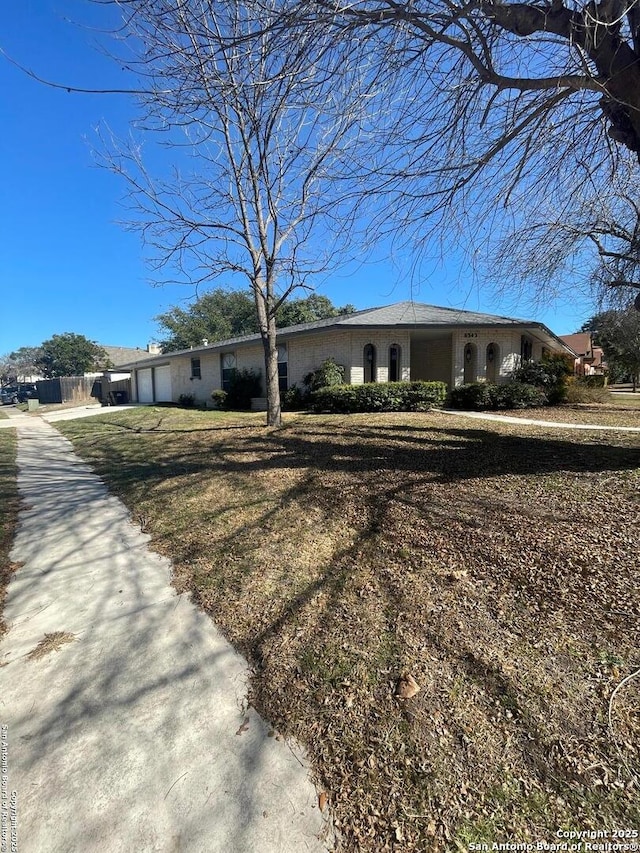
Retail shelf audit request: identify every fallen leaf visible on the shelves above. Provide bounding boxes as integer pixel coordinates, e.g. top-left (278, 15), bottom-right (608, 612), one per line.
top-left (447, 569), bottom-right (468, 581)
top-left (395, 674), bottom-right (421, 699)
top-left (235, 717), bottom-right (250, 736)
top-left (319, 791), bottom-right (329, 812)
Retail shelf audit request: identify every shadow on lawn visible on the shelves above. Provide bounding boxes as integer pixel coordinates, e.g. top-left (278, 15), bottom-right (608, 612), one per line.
top-left (94, 420), bottom-right (640, 494)
top-left (60, 416), bottom-right (640, 844)
top-left (95, 415), bottom-right (640, 640)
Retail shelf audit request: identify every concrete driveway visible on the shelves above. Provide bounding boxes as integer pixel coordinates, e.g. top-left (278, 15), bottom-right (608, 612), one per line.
top-left (0, 411), bottom-right (330, 853)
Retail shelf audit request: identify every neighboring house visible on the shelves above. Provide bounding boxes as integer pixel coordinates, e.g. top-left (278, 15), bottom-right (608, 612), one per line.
top-left (91, 344), bottom-right (162, 405)
top-left (559, 333), bottom-right (606, 376)
top-left (116, 301), bottom-right (575, 406)
top-left (87, 343), bottom-right (162, 378)
top-left (100, 343), bottom-right (161, 368)
top-left (35, 344), bottom-right (162, 405)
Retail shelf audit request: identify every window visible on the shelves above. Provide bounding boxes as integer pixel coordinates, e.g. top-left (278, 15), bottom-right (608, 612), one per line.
top-left (364, 344), bottom-right (377, 383)
top-left (486, 343), bottom-right (499, 383)
top-left (463, 343), bottom-right (477, 384)
top-left (190, 357), bottom-right (201, 380)
top-left (521, 336), bottom-right (533, 362)
top-left (277, 344), bottom-right (288, 394)
top-left (389, 344), bottom-right (401, 382)
top-left (221, 352), bottom-right (236, 392)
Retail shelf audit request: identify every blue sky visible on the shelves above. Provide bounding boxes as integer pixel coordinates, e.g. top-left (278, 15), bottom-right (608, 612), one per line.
top-left (1, 1), bottom-right (595, 356)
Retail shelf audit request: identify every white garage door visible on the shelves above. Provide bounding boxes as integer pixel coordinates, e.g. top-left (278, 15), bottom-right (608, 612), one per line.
top-left (137, 368), bottom-right (153, 403)
top-left (154, 365), bottom-right (172, 402)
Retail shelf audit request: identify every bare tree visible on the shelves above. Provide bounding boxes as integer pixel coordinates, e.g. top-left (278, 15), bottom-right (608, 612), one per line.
top-left (489, 157), bottom-right (640, 308)
top-left (99, 0), bottom-right (377, 426)
top-left (0, 347), bottom-right (43, 384)
top-left (293, 0), bottom-right (640, 306)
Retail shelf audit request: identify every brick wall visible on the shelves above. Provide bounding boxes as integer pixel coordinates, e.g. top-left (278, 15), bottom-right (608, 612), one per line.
top-left (285, 329), bottom-right (411, 385)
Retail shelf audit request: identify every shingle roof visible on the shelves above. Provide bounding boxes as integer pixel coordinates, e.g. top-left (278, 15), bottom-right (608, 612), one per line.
top-left (117, 301), bottom-right (569, 367)
top-left (329, 301), bottom-right (529, 328)
top-left (559, 333), bottom-right (591, 356)
top-left (100, 346), bottom-right (160, 368)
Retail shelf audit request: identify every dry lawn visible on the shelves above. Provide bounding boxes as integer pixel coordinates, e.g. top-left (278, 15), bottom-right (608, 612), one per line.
top-left (498, 392), bottom-right (640, 428)
top-left (57, 407), bottom-right (640, 851)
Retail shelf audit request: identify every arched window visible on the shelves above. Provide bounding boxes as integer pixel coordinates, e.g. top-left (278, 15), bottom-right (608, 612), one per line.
top-left (486, 342), bottom-right (500, 384)
top-left (364, 344), bottom-right (377, 383)
top-left (221, 352), bottom-right (236, 392)
top-left (463, 343), bottom-right (477, 384)
top-left (389, 344), bottom-right (401, 382)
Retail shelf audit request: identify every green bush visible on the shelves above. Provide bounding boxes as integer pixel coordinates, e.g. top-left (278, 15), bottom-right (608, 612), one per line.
top-left (449, 383), bottom-right (494, 410)
top-left (310, 381), bottom-right (447, 413)
top-left (303, 358), bottom-right (345, 393)
top-left (224, 368), bottom-right (262, 410)
top-left (310, 385), bottom-right (358, 413)
top-left (211, 389), bottom-right (227, 409)
top-left (492, 382), bottom-right (547, 409)
top-left (281, 384), bottom-right (306, 411)
top-left (512, 353), bottom-right (573, 404)
top-left (449, 381), bottom-right (546, 410)
top-left (178, 393), bottom-right (196, 408)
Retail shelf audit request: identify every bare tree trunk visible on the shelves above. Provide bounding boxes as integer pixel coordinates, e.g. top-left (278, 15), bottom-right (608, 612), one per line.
top-left (262, 326), bottom-right (282, 427)
top-left (253, 278), bottom-right (282, 427)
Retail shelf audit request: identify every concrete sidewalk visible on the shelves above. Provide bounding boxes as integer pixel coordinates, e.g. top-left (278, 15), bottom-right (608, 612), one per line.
top-left (438, 408), bottom-right (640, 432)
top-left (0, 416), bottom-right (330, 853)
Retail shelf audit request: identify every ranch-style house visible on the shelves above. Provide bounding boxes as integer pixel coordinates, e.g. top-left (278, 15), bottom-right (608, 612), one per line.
top-left (117, 301), bottom-right (575, 406)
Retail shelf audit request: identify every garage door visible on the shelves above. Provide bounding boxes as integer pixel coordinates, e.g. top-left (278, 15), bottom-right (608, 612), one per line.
top-left (154, 365), bottom-right (172, 402)
top-left (137, 368), bottom-right (153, 403)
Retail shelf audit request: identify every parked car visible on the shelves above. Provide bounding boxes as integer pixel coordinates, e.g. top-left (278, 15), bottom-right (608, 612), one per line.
top-left (0, 387), bottom-right (18, 405)
top-left (0, 384), bottom-right (38, 405)
top-left (16, 383), bottom-right (38, 402)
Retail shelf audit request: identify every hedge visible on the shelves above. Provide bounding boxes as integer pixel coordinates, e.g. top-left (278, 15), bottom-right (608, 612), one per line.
top-left (574, 375), bottom-right (607, 388)
top-left (449, 381), bottom-right (547, 411)
top-left (310, 381), bottom-right (447, 413)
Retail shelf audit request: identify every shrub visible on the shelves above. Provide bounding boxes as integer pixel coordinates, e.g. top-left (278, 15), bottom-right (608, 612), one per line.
top-left (282, 384), bottom-right (306, 411)
top-left (449, 383), bottom-right (494, 411)
top-left (354, 383), bottom-right (403, 411)
top-left (492, 382), bottom-right (547, 409)
top-left (512, 353), bottom-right (573, 404)
top-left (576, 374), bottom-right (607, 388)
top-left (310, 385), bottom-right (358, 413)
top-left (178, 393), bottom-right (196, 408)
top-left (303, 358), bottom-right (345, 393)
top-left (403, 382), bottom-right (448, 410)
top-left (211, 389), bottom-right (228, 409)
top-left (449, 381), bottom-right (546, 410)
top-left (565, 382), bottom-right (611, 404)
top-left (310, 381), bottom-right (447, 413)
top-left (224, 368), bottom-right (262, 410)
